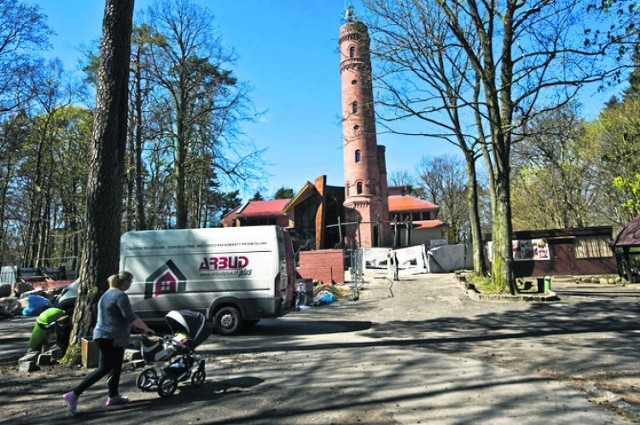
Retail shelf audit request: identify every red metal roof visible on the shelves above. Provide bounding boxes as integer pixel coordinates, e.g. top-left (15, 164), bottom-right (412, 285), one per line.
top-left (237, 198), bottom-right (291, 217)
top-left (235, 195), bottom-right (438, 218)
top-left (388, 195), bottom-right (438, 212)
top-left (413, 220), bottom-right (445, 229)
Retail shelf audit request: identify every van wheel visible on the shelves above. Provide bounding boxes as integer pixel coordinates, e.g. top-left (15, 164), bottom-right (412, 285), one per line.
top-left (214, 306), bottom-right (242, 335)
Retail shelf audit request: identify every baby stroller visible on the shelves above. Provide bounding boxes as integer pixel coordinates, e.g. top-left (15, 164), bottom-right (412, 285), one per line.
top-left (137, 309), bottom-right (211, 397)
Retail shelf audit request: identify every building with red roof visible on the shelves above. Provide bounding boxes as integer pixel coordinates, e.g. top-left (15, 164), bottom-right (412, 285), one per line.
top-left (387, 186), bottom-right (447, 247)
top-left (223, 181), bottom-right (447, 249)
top-left (223, 8), bottom-right (447, 250)
top-left (223, 198), bottom-right (292, 228)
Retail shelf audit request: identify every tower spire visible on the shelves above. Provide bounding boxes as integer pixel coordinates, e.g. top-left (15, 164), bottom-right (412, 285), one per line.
top-left (343, 4), bottom-right (356, 23)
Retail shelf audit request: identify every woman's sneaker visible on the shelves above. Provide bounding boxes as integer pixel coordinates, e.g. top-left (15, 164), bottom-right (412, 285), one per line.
top-left (63, 392), bottom-right (78, 414)
top-left (105, 394), bottom-right (129, 406)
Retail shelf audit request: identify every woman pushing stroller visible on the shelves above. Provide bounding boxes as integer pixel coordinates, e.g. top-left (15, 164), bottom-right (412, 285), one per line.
top-left (63, 271), bottom-right (154, 415)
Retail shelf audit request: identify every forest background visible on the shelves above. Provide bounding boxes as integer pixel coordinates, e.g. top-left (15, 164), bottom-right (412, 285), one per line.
top-left (1, 0), bottom-right (640, 294)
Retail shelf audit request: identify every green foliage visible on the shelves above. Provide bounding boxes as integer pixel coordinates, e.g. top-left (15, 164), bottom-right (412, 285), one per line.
top-left (584, 97), bottom-right (640, 223)
top-left (202, 189), bottom-right (242, 227)
top-left (613, 174), bottom-right (640, 211)
top-left (511, 104), bottom-right (596, 230)
top-left (135, 0), bottom-right (262, 228)
top-left (274, 187), bottom-right (294, 199)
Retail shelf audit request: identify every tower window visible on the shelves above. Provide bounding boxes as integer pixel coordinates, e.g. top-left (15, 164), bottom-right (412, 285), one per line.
top-left (349, 46), bottom-right (356, 58)
top-left (352, 101), bottom-right (358, 114)
top-left (354, 125), bottom-right (360, 132)
top-left (356, 182), bottom-right (363, 194)
top-left (351, 79), bottom-right (358, 85)
top-left (355, 149), bottom-right (361, 163)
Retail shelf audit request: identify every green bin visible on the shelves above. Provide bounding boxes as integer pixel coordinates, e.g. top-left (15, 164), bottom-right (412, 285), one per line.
top-left (544, 276), bottom-right (551, 292)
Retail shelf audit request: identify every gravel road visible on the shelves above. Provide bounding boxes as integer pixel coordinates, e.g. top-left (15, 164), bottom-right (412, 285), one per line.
top-left (1, 273), bottom-right (639, 424)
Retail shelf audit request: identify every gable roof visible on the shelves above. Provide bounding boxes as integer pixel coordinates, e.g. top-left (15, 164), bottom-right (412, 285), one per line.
top-left (236, 198), bottom-right (291, 217)
top-left (222, 206), bottom-right (240, 220)
top-left (388, 195), bottom-right (438, 212)
top-left (613, 215), bottom-right (640, 247)
top-left (283, 182), bottom-right (317, 214)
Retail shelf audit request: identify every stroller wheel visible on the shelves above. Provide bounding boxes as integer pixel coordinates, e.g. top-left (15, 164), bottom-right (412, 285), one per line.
top-left (137, 367), bottom-right (158, 391)
top-left (191, 369), bottom-right (206, 387)
top-left (158, 376), bottom-right (178, 398)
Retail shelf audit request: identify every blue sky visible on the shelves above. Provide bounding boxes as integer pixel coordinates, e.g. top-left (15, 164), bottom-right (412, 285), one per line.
top-left (32, 0), bottom-right (462, 201)
top-left (31, 0), bottom-right (621, 202)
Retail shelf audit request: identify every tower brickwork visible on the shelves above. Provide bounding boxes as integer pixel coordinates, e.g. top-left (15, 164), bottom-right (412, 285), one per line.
top-left (339, 8), bottom-right (389, 247)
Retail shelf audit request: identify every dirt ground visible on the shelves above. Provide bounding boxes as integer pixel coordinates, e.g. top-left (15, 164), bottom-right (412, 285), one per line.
top-left (1, 274), bottom-right (639, 424)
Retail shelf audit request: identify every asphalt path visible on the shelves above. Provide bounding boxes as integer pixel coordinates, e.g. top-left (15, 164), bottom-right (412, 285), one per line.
top-left (1, 273), bottom-right (639, 424)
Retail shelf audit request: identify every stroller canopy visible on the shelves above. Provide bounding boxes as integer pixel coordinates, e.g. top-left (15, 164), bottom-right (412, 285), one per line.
top-left (165, 310), bottom-right (211, 347)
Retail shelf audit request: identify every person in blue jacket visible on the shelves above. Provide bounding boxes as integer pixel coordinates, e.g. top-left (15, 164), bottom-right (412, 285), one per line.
top-left (63, 272), bottom-right (153, 415)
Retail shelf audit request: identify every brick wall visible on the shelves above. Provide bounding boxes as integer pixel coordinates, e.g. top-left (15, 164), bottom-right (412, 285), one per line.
top-left (298, 249), bottom-right (345, 284)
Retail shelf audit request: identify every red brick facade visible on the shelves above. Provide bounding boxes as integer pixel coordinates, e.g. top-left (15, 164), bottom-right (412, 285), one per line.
top-left (339, 16), bottom-right (390, 248)
top-left (297, 249), bottom-right (345, 284)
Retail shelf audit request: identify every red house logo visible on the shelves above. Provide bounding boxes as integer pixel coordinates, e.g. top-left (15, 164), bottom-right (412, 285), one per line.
top-left (144, 260), bottom-right (187, 299)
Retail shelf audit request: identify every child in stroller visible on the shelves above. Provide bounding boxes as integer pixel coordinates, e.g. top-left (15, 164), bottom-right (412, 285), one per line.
top-left (137, 309), bottom-right (211, 397)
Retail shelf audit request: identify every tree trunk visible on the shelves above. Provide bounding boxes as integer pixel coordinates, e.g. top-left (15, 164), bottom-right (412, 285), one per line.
top-left (125, 104), bottom-right (135, 231)
top-left (463, 150), bottom-right (487, 276)
top-left (133, 46), bottom-right (146, 230)
top-left (491, 154), bottom-right (516, 294)
top-left (69, 0), bottom-right (134, 346)
top-left (175, 100), bottom-right (188, 229)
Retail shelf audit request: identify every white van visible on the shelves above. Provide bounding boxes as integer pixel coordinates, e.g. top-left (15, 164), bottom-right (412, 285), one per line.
top-left (120, 225), bottom-right (297, 335)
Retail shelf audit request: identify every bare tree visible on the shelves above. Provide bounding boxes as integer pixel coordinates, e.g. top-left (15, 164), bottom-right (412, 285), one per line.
top-left (388, 170), bottom-right (416, 187)
top-left (18, 60), bottom-right (75, 268)
top-left (70, 0), bottom-right (135, 346)
top-left (0, 0), bottom-right (50, 266)
top-left (143, 0), bottom-right (262, 229)
top-left (362, 0), bottom-right (487, 276)
top-left (364, 0), bottom-right (638, 292)
top-left (417, 155), bottom-right (469, 243)
top-left (510, 104), bottom-right (598, 230)
top-left (0, 0), bottom-right (51, 114)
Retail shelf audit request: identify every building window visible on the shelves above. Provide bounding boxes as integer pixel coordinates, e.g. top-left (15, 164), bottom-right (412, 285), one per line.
top-left (356, 182), bottom-right (363, 194)
top-left (352, 101), bottom-right (358, 114)
top-left (575, 236), bottom-right (613, 258)
top-left (355, 149), bottom-right (361, 162)
top-left (349, 46), bottom-right (356, 58)
top-left (354, 125), bottom-right (360, 131)
top-left (351, 79), bottom-right (358, 85)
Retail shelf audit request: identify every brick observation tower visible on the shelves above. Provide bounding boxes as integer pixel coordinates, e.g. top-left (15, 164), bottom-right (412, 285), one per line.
top-left (339, 6), bottom-right (389, 247)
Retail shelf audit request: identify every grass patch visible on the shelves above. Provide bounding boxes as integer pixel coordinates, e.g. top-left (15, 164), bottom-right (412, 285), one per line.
top-left (466, 274), bottom-right (512, 294)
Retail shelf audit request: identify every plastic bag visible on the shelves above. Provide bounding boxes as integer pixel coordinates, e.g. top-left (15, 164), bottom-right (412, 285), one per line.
top-left (314, 291), bottom-right (337, 306)
top-left (22, 294), bottom-right (51, 316)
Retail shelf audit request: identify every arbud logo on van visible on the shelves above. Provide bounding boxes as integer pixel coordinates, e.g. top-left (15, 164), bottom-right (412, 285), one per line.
top-left (199, 255), bottom-right (249, 270)
top-left (145, 260), bottom-right (186, 299)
